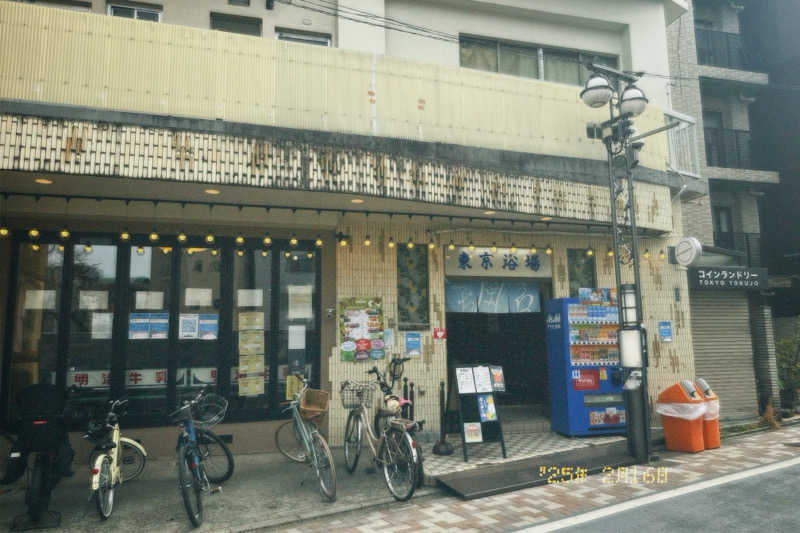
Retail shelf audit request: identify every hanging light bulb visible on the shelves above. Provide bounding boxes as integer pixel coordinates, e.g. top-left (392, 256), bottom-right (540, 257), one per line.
top-left (510, 244), bottom-right (517, 254)
top-left (387, 236), bottom-right (395, 248)
top-left (263, 233), bottom-right (272, 246)
top-left (407, 238), bottom-right (414, 249)
top-left (545, 245), bottom-right (553, 255)
top-left (607, 249), bottom-right (614, 257)
top-left (468, 241), bottom-right (475, 252)
top-left (448, 240), bottom-right (455, 251)
top-left (59, 228), bottom-right (70, 240)
top-left (58, 244), bottom-right (64, 252)
top-left (261, 249), bottom-right (268, 257)
top-left (0, 226), bottom-right (9, 238)
top-left (586, 247), bottom-right (594, 257)
top-left (236, 249), bottom-right (244, 257)
top-left (187, 248), bottom-right (194, 255)
top-left (120, 230), bottom-right (131, 242)
top-left (290, 234), bottom-right (298, 247)
top-left (84, 243), bottom-right (93, 253)
top-left (211, 249), bottom-right (218, 256)
top-left (315, 235), bottom-right (323, 247)
top-left (529, 244), bottom-right (537, 254)
top-left (659, 249), bottom-right (666, 260)
top-left (284, 250), bottom-right (291, 257)
top-left (136, 246), bottom-right (145, 255)
top-left (161, 246), bottom-right (172, 255)
top-left (28, 228), bottom-right (40, 239)
top-left (177, 231), bottom-right (187, 243)
top-left (428, 237), bottom-right (435, 250)
top-left (235, 233), bottom-right (245, 245)
top-left (148, 230), bottom-right (159, 242)
top-left (643, 249), bottom-right (650, 259)
top-left (31, 243), bottom-right (40, 251)
top-left (292, 255), bottom-right (298, 261)
top-left (306, 251), bottom-right (313, 259)
top-left (363, 235), bottom-right (371, 247)
top-left (205, 231), bottom-right (215, 245)
top-left (339, 236), bottom-right (348, 247)
top-left (490, 242), bottom-right (497, 253)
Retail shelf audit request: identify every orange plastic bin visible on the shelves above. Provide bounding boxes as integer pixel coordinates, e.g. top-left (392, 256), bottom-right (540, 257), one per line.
top-left (655, 380), bottom-right (706, 453)
top-left (695, 378), bottom-right (720, 449)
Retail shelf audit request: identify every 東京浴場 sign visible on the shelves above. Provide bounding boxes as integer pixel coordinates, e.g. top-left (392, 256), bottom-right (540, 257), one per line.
top-left (687, 267), bottom-right (767, 290)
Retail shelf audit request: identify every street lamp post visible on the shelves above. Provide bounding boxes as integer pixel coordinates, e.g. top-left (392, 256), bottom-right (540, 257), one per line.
top-left (580, 63), bottom-right (652, 463)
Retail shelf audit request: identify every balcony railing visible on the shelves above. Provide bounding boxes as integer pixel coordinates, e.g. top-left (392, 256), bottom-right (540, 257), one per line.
top-left (696, 29), bottom-right (749, 70)
top-left (704, 127), bottom-right (764, 170)
top-left (713, 231), bottom-right (762, 267)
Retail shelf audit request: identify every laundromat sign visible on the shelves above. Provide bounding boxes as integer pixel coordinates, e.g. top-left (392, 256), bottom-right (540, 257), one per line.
top-left (444, 247), bottom-right (553, 278)
top-left (688, 266), bottom-right (767, 290)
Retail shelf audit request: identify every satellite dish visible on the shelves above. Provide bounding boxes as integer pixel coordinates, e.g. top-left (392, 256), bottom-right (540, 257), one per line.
top-left (675, 237), bottom-right (702, 266)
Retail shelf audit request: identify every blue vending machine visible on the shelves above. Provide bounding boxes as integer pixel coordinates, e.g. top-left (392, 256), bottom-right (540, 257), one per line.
top-left (546, 296), bottom-right (626, 436)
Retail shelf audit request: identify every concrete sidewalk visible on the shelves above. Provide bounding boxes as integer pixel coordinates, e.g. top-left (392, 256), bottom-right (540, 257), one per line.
top-left (281, 423), bottom-right (800, 532)
top-left (0, 447), bottom-right (438, 532)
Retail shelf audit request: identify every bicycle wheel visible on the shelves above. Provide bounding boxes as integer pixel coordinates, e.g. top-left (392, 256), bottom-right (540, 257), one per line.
top-left (380, 428), bottom-right (418, 502)
top-left (196, 428), bottom-right (234, 484)
top-left (119, 439), bottom-right (147, 482)
top-left (310, 431), bottom-right (336, 502)
top-left (343, 410), bottom-right (362, 474)
top-left (177, 445), bottom-right (203, 527)
top-left (275, 419), bottom-right (306, 463)
top-left (94, 455), bottom-right (115, 520)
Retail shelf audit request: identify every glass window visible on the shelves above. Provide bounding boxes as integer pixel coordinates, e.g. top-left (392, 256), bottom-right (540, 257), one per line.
top-left (7, 243), bottom-right (63, 421)
top-left (230, 249), bottom-right (272, 415)
top-left (126, 246), bottom-right (172, 422)
top-left (499, 43), bottom-right (539, 79)
top-left (276, 29), bottom-right (331, 46)
top-left (277, 249), bottom-right (317, 398)
top-left (68, 242), bottom-right (118, 416)
top-left (229, 0), bottom-right (250, 5)
top-left (210, 12), bottom-right (262, 36)
top-left (543, 48), bottom-right (581, 85)
top-left (397, 246), bottom-right (429, 330)
top-left (109, 5), bottom-right (160, 21)
top-left (178, 248), bottom-right (221, 403)
top-left (460, 38), bottom-right (498, 72)
top-left (567, 249), bottom-right (597, 298)
top-left (579, 53), bottom-right (618, 85)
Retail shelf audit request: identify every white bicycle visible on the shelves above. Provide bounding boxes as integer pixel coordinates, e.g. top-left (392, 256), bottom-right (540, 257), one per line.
top-left (83, 398), bottom-right (147, 519)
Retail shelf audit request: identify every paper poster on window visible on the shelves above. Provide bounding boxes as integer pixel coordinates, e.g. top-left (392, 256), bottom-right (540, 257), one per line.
top-left (79, 290), bottom-right (108, 310)
top-left (238, 311), bottom-right (264, 331)
top-left (237, 354), bottom-right (264, 375)
top-left (238, 376), bottom-right (264, 397)
top-left (237, 289), bottom-right (263, 308)
top-left (288, 325), bottom-right (306, 350)
top-left (456, 367), bottom-right (477, 394)
top-left (179, 314), bottom-right (199, 339)
top-left (288, 350), bottom-right (306, 375)
top-left (473, 366), bottom-right (493, 393)
top-left (198, 314), bottom-right (218, 340)
top-left (129, 313), bottom-right (151, 340)
top-left (135, 291), bottom-right (164, 310)
top-left (285, 374), bottom-right (303, 400)
top-left (383, 329), bottom-right (394, 349)
top-left (149, 313), bottom-right (169, 339)
top-left (238, 330), bottom-right (264, 356)
top-left (91, 312), bottom-right (113, 340)
top-left (464, 422), bottom-right (483, 443)
top-left (478, 394), bottom-right (498, 422)
top-left (24, 289), bottom-right (56, 310)
top-left (490, 366), bottom-right (506, 392)
top-left (185, 288), bottom-right (212, 307)
top-left (288, 285), bottom-right (313, 319)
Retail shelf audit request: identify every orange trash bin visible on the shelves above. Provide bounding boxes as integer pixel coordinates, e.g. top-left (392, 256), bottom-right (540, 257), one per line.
top-left (695, 378), bottom-right (720, 449)
top-left (655, 380), bottom-right (706, 453)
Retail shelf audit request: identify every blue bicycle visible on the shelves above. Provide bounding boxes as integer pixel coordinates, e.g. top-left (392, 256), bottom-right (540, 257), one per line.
top-left (169, 387), bottom-right (232, 527)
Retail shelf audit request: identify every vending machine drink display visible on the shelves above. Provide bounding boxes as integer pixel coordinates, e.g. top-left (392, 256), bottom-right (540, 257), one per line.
top-left (546, 295), bottom-right (626, 436)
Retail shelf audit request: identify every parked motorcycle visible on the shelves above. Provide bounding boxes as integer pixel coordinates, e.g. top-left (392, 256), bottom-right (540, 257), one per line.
top-left (1, 383), bottom-right (75, 527)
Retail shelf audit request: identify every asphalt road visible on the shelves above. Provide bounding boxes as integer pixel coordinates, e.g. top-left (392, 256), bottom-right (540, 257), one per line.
top-left (552, 460), bottom-right (800, 533)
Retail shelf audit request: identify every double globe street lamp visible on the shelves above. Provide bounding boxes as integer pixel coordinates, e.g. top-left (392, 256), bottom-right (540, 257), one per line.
top-left (580, 63), bottom-right (652, 463)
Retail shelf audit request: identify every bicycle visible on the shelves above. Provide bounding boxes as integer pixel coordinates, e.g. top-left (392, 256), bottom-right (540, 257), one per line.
top-left (169, 387), bottom-right (234, 527)
top-left (274, 375), bottom-right (336, 501)
top-left (340, 358), bottom-right (422, 501)
top-left (83, 397), bottom-right (148, 519)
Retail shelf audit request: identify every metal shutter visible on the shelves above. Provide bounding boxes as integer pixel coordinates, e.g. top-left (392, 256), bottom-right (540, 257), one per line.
top-left (690, 291), bottom-right (759, 421)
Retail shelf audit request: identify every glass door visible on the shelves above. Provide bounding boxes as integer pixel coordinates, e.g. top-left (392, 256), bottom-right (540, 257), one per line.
top-left (177, 247), bottom-right (221, 404)
top-left (6, 242), bottom-right (63, 421)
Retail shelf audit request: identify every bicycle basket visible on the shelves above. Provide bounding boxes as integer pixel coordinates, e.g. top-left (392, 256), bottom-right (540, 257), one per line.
top-left (299, 388), bottom-right (328, 421)
top-left (192, 393), bottom-right (228, 428)
top-left (339, 381), bottom-right (375, 410)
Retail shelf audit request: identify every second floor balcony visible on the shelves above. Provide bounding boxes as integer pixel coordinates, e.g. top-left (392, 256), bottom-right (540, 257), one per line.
top-left (696, 29), bottom-right (752, 71)
top-left (704, 127), bottom-right (768, 171)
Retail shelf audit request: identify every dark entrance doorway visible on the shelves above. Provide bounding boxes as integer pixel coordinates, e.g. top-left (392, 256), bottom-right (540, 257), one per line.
top-left (446, 312), bottom-right (548, 407)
